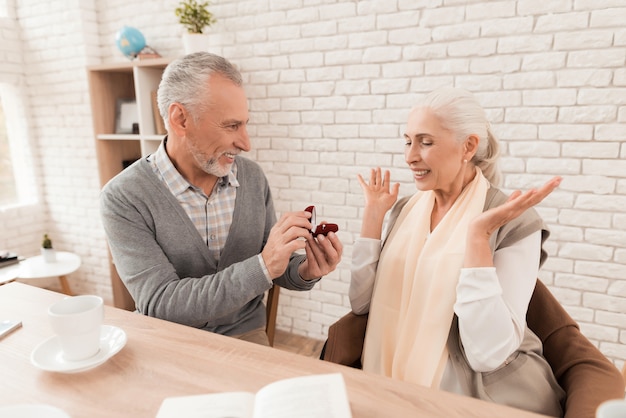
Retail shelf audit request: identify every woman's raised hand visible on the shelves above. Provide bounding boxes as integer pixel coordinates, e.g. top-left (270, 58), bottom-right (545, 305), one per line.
top-left (472, 176), bottom-right (562, 240)
top-left (464, 176), bottom-right (562, 269)
top-left (357, 167), bottom-right (400, 239)
top-left (357, 167), bottom-right (400, 212)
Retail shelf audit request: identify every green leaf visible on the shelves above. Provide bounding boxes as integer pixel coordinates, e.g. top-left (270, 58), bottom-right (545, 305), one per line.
top-left (175, 0), bottom-right (216, 34)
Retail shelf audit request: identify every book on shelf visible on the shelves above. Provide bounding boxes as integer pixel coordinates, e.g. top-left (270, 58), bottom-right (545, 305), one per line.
top-left (151, 90), bottom-right (167, 135)
top-left (137, 45), bottom-right (162, 61)
top-left (156, 373), bottom-right (352, 418)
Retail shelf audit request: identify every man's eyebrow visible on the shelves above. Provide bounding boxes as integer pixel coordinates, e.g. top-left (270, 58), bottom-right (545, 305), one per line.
top-left (222, 119), bottom-right (238, 124)
top-left (221, 118), bottom-right (249, 125)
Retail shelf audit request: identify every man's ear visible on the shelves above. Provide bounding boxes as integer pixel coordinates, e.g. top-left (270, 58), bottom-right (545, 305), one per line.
top-left (168, 103), bottom-right (188, 137)
top-left (465, 134), bottom-right (479, 160)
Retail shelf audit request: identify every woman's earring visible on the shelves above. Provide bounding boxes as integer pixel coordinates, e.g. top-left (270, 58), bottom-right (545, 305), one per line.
top-left (463, 159), bottom-right (468, 163)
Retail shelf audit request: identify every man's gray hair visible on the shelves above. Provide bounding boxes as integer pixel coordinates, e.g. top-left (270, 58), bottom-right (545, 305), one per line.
top-left (157, 52), bottom-right (242, 131)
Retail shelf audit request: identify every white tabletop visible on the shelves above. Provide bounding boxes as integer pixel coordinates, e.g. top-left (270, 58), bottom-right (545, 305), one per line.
top-left (17, 251), bottom-right (81, 279)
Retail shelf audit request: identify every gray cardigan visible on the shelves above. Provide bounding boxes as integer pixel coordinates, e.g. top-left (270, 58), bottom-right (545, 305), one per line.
top-left (100, 155), bottom-right (317, 336)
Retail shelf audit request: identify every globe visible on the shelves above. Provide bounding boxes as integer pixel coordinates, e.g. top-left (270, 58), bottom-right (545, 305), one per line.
top-left (115, 26), bottom-right (146, 59)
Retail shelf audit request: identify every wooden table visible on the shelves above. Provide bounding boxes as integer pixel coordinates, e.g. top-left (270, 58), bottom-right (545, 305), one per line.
top-left (0, 283), bottom-right (547, 418)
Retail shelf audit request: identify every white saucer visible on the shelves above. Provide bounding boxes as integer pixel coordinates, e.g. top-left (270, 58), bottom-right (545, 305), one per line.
top-left (30, 325), bottom-right (126, 373)
top-left (0, 404), bottom-right (70, 418)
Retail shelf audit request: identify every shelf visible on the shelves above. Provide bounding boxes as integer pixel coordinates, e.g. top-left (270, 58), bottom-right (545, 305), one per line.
top-left (87, 57), bottom-right (173, 72)
top-left (97, 134), bottom-right (165, 142)
top-left (143, 135), bottom-right (166, 141)
top-left (88, 58), bottom-right (172, 310)
top-left (97, 134), bottom-right (140, 141)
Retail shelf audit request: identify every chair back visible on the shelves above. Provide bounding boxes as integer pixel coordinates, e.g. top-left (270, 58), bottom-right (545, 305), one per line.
top-left (265, 285), bottom-right (280, 346)
top-left (111, 267), bottom-right (136, 311)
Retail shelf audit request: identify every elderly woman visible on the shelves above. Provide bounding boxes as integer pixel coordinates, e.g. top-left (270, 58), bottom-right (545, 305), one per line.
top-left (350, 87), bottom-right (565, 416)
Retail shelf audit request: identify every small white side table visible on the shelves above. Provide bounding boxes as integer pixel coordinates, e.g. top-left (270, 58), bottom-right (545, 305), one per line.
top-left (17, 251), bottom-right (81, 295)
top-left (0, 263), bottom-right (20, 286)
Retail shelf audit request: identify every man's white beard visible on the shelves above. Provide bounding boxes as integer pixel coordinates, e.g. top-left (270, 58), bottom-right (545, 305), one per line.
top-left (199, 156), bottom-right (231, 178)
top-left (188, 139), bottom-right (232, 178)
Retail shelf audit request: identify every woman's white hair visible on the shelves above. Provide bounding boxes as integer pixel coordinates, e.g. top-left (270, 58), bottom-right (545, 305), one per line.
top-left (417, 87), bottom-right (502, 186)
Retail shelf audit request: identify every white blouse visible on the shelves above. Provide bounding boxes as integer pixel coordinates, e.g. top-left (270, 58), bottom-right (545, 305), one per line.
top-left (349, 230), bottom-right (542, 393)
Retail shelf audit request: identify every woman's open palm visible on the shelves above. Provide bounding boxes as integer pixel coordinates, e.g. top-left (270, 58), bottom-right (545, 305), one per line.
top-left (357, 167), bottom-right (400, 214)
top-left (471, 176), bottom-right (562, 239)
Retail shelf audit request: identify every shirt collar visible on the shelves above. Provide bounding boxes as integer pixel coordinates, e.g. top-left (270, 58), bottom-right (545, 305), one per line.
top-left (150, 138), bottom-right (239, 196)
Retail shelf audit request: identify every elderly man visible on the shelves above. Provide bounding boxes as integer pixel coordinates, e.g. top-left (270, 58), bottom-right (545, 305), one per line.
top-left (100, 52), bottom-right (342, 345)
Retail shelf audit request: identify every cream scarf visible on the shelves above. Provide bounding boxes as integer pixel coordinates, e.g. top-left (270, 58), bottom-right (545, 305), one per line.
top-left (362, 168), bottom-right (489, 388)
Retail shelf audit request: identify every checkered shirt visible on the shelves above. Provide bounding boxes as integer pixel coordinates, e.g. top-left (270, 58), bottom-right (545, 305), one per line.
top-left (148, 141), bottom-right (239, 262)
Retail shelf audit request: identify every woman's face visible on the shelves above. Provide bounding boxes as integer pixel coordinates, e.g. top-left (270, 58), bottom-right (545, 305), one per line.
top-left (403, 107), bottom-right (467, 195)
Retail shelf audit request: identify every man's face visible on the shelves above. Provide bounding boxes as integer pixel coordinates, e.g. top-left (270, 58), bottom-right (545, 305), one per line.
top-left (185, 74), bottom-right (250, 178)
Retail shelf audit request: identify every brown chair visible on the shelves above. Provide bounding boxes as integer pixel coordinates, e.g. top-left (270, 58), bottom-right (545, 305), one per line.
top-left (265, 285), bottom-right (280, 347)
top-left (527, 281), bottom-right (625, 417)
top-left (111, 267), bottom-right (136, 311)
top-left (321, 280), bottom-right (625, 418)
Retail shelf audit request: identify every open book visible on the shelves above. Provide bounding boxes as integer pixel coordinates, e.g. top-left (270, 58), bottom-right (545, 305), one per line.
top-left (156, 373), bottom-right (352, 418)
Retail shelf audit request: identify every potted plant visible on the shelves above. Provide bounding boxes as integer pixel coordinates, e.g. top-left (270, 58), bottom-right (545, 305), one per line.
top-left (175, 0), bottom-right (217, 54)
top-left (41, 234), bottom-right (56, 263)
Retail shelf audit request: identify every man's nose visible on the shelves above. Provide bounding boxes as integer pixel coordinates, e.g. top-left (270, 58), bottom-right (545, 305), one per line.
top-left (236, 126), bottom-right (251, 152)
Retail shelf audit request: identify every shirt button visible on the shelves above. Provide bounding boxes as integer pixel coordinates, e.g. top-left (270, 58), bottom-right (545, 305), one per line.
top-left (210, 234), bottom-right (216, 240)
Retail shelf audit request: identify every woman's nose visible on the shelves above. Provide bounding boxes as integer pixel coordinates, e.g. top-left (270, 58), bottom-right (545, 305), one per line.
top-left (405, 143), bottom-right (420, 164)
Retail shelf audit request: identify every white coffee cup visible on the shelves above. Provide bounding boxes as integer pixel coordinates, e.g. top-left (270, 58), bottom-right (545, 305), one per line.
top-left (596, 399), bottom-right (626, 418)
top-left (48, 295), bottom-right (104, 362)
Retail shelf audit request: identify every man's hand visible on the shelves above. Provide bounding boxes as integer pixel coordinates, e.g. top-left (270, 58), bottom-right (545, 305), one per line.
top-left (261, 211), bottom-right (313, 279)
top-left (298, 229), bottom-right (343, 280)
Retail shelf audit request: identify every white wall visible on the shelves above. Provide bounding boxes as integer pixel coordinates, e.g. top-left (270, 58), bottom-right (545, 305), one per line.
top-left (0, 10), bottom-right (47, 274)
top-left (3, 0), bottom-right (625, 368)
top-left (0, 0), bottom-right (114, 294)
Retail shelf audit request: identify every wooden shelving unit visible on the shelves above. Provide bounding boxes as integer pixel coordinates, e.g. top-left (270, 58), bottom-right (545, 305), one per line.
top-left (87, 57), bottom-right (171, 310)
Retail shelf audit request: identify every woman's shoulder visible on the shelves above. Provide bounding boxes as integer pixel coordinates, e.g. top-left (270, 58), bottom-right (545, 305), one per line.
top-left (382, 196), bottom-right (413, 243)
top-left (391, 196), bottom-right (412, 214)
top-left (484, 185), bottom-right (543, 225)
top-left (483, 185), bottom-right (508, 210)
top-left (485, 185), bottom-right (549, 258)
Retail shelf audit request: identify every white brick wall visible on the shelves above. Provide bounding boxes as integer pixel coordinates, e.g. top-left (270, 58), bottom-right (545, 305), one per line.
top-left (4, 0), bottom-right (625, 369)
top-left (0, 15), bottom-right (47, 277)
top-left (1, 0), bottom-right (111, 296)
